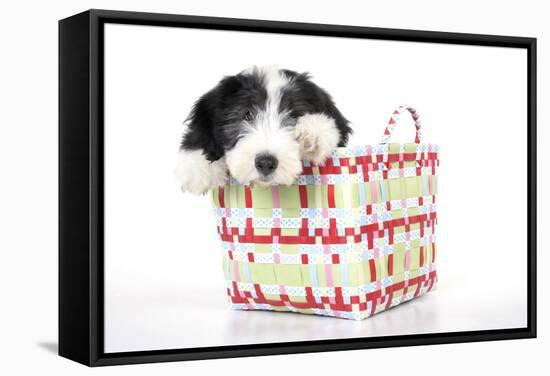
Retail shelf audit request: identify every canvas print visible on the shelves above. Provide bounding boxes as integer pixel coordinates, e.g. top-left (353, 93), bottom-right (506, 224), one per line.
top-left (102, 25), bottom-right (527, 351)
top-left (58, 12), bottom-right (534, 365)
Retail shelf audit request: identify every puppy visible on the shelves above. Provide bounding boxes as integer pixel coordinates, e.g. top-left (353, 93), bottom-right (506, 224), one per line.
top-left (176, 66), bottom-right (352, 194)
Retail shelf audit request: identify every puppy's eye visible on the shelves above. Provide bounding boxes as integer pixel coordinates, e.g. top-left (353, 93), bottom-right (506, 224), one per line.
top-left (243, 110), bottom-right (254, 122)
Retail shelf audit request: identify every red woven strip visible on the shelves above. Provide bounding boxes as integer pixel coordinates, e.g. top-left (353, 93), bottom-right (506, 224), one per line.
top-left (366, 232), bottom-right (374, 249)
top-left (335, 287), bottom-right (344, 306)
top-left (219, 218), bottom-right (435, 246)
top-left (370, 299), bottom-right (378, 316)
top-left (427, 275), bottom-right (436, 292)
top-left (299, 154), bottom-right (438, 176)
top-left (302, 166), bottom-right (314, 175)
top-left (329, 218), bottom-right (337, 236)
top-left (246, 217), bottom-right (253, 242)
top-left (369, 259), bottom-right (377, 282)
top-left (232, 281), bottom-right (240, 297)
top-left (218, 187), bottom-right (225, 208)
top-left (414, 275), bottom-right (425, 297)
top-left (385, 288), bottom-right (394, 310)
top-left (299, 218), bottom-right (309, 238)
top-left (220, 212), bottom-right (436, 245)
top-left (385, 257), bottom-right (395, 309)
top-left (305, 287), bottom-right (323, 309)
top-left (229, 272), bottom-right (437, 313)
top-left (322, 161), bottom-right (342, 175)
top-left (244, 186), bottom-right (252, 208)
top-left (317, 164), bottom-right (326, 175)
top-left (327, 185), bottom-right (336, 208)
top-left (299, 185), bottom-right (308, 207)
top-left (402, 285), bottom-right (409, 298)
top-left (254, 284), bottom-right (266, 300)
top-left (319, 152), bottom-right (438, 168)
top-left (365, 204), bottom-right (372, 215)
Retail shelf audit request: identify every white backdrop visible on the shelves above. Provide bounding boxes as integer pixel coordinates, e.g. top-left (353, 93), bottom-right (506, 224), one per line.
top-left (103, 24), bottom-right (527, 352)
top-left (0, 1), bottom-right (547, 375)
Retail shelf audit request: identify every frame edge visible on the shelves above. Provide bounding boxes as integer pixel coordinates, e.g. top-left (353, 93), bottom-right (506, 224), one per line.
top-left (58, 10), bottom-right (94, 366)
top-left (527, 37), bottom-right (537, 338)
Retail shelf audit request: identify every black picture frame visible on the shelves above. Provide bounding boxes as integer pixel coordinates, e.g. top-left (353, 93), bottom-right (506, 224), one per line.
top-left (59, 9), bottom-right (537, 367)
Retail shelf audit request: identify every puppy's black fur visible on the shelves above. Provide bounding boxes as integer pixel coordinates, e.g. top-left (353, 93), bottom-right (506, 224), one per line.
top-left (181, 68), bottom-right (352, 162)
top-left (279, 70), bottom-right (352, 146)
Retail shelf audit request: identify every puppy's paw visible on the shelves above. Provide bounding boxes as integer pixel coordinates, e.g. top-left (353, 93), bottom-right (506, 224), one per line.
top-left (175, 149), bottom-right (228, 195)
top-left (295, 113), bottom-right (340, 165)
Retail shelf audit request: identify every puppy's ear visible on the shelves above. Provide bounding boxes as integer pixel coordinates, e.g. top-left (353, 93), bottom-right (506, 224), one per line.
top-left (177, 77), bottom-right (242, 194)
top-left (180, 88), bottom-right (225, 162)
top-left (181, 75), bottom-right (244, 161)
top-left (283, 71), bottom-right (353, 147)
top-left (323, 92), bottom-right (353, 147)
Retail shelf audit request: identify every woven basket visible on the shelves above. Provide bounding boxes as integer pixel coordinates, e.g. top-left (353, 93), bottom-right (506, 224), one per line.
top-left (210, 105), bottom-right (439, 320)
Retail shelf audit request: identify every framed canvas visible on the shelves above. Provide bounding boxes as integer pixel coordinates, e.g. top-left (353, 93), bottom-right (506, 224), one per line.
top-left (59, 9), bottom-right (537, 366)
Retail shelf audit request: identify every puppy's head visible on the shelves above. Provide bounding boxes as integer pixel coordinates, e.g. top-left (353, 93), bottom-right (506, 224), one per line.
top-left (181, 66), bottom-right (351, 186)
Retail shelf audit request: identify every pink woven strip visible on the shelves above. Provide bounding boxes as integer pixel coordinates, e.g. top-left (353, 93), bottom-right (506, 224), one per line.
top-left (404, 249), bottom-right (411, 271)
top-left (325, 265), bottom-right (334, 287)
top-left (233, 261), bottom-right (241, 283)
top-left (369, 181), bottom-right (378, 203)
top-left (271, 186), bottom-right (280, 208)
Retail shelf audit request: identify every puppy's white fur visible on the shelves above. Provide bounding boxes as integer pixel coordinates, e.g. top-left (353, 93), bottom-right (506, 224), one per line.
top-left (225, 123), bottom-right (302, 186)
top-left (176, 66), bottom-right (342, 194)
top-left (225, 66), bottom-right (302, 186)
top-left (175, 149), bottom-right (227, 195)
top-left (175, 112), bottom-right (340, 194)
top-left (295, 113), bottom-right (341, 165)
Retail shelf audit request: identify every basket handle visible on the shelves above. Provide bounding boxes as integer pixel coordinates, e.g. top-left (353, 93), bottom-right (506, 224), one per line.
top-left (380, 105), bottom-right (422, 144)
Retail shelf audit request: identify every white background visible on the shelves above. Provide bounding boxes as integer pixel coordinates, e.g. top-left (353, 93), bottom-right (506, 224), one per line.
top-left (0, 0), bottom-right (547, 375)
top-left (103, 24), bottom-right (527, 352)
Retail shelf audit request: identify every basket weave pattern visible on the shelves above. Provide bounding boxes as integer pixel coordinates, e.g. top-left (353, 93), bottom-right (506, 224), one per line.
top-left (210, 106), bottom-right (439, 320)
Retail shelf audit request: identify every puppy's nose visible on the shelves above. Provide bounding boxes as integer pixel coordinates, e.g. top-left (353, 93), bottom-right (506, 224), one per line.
top-left (255, 154), bottom-right (278, 176)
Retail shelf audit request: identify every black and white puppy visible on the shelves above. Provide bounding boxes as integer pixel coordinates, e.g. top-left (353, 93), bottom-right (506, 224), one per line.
top-left (176, 66), bottom-right (352, 194)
